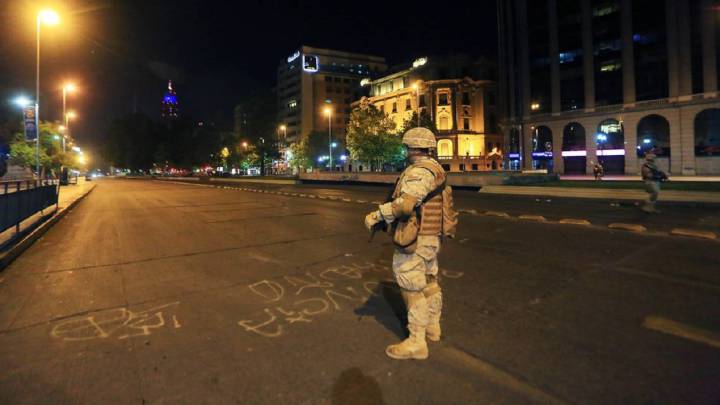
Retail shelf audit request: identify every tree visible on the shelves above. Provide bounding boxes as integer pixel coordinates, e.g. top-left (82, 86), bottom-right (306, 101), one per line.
top-left (399, 111), bottom-right (438, 136)
top-left (346, 104), bottom-right (404, 171)
top-left (288, 137), bottom-right (311, 171)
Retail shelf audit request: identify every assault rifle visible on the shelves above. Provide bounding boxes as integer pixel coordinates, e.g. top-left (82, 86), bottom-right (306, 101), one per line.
top-left (368, 182), bottom-right (397, 242)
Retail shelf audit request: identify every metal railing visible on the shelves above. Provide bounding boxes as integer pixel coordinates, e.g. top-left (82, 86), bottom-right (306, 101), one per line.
top-left (1, 179), bottom-right (59, 234)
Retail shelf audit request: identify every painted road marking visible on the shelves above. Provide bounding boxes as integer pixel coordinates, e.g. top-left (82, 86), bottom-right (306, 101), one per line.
top-left (608, 223), bottom-right (647, 232)
top-left (437, 346), bottom-right (569, 404)
top-left (558, 218), bottom-right (591, 226)
top-left (519, 214), bottom-right (547, 222)
top-left (643, 316), bottom-right (720, 349)
top-left (670, 228), bottom-right (718, 240)
top-left (485, 211), bottom-right (510, 218)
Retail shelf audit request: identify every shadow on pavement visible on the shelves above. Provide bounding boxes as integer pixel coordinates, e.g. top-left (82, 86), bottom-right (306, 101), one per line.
top-left (354, 281), bottom-right (407, 339)
top-left (331, 367), bottom-right (386, 405)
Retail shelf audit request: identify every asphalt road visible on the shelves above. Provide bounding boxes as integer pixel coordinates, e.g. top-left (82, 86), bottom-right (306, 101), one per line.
top-left (0, 179), bottom-right (718, 404)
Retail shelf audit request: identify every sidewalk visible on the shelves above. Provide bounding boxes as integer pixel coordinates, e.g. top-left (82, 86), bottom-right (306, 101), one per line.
top-left (57, 178), bottom-right (94, 208)
top-left (561, 175), bottom-right (720, 182)
top-left (0, 179), bottom-right (95, 268)
top-left (479, 185), bottom-right (720, 203)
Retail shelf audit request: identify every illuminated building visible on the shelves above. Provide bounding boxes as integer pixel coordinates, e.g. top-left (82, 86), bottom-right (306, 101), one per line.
top-left (499, 0), bottom-right (720, 175)
top-left (276, 46), bottom-right (387, 144)
top-left (161, 80), bottom-right (179, 119)
top-left (354, 56), bottom-right (502, 172)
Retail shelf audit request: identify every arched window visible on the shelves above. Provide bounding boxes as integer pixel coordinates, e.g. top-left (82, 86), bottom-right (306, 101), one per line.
top-left (562, 122), bottom-right (586, 151)
top-left (596, 118), bottom-right (625, 174)
top-left (695, 109), bottom-right (720, 156)
top-left (596, 118), bottom-right (624, 149)
top-left (636, 114), bottom-right (670, 157)
top-left (437, 139), bottom-right (453, 157)
top-left (532, 126), bottom-right (553, 152)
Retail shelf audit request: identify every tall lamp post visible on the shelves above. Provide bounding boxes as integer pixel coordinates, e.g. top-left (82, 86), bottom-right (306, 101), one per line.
top-left (323, 106), bottom-right (333, 171)
top-left (412, 81), bottom-right (421, 127)
top-left (65, 111), bottom-right (77, 152)
top-left (36, 9), bottom-right (60, 177)
top-left (596, 133), bottom-right (607, 167)
top-left (278, 124), bottom-right (287, 173)
top-left (62, 83), bottom-right (76, 152)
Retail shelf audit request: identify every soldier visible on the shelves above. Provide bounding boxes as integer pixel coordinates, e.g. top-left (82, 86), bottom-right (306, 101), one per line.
top-left (364, 127), bottom-right (456, 360)
top-left (640, 152), bottom-right (668, 213)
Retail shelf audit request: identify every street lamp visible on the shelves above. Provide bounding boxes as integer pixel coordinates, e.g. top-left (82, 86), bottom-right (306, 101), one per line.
top-left (323, 106), bottom-right (333, 170)
top-left (12, 95), bottom-right (33, 108)
top-left (35, 9), bottom-right (60, 177)
top-left (64, 111), bottom-right (77, 153)
top-left (62, 83), bottom-right (76, 152)
top-left (596, 133), bottom-right (607, 166)
top-left (412, 81), bottom-right (421, 127)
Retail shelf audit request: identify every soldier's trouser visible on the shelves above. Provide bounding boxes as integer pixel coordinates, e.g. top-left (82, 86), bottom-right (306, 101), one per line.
top-left (392, 236), bottom-right (441, 331)
top-left (645, 181), bottom-right (660, 206)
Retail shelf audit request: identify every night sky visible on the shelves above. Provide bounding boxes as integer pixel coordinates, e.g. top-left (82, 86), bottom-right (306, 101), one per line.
top-left (0, 0), bottom-right (498, 153)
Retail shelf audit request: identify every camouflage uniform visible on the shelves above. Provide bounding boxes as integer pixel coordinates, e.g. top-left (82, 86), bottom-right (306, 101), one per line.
top-left (378, 157), bottom-right (442, 336)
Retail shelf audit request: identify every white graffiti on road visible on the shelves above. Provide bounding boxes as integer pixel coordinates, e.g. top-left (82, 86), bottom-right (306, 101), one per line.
top-left (238, 263), bottom-right (389, 338)
top-left (237, 261), bottom-right (463, 339)
top-left (50, 302), bottom-right (181, 341)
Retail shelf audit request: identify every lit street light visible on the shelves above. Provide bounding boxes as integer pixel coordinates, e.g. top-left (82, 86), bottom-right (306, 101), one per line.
top-left (36, 8), bottom-right (61, 177)
top-left (323, 106), bottom-right (333, 171)
top-left (62, 82), bottom-right (77, 152)
top-left (13, 95), bottom-right (33, 108)
top-left (412, 81), bottom-right (421, 127)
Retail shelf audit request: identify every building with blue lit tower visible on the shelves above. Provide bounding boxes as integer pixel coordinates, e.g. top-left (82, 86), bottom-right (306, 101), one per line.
top-left (161, 80), bottom-right (179, 119)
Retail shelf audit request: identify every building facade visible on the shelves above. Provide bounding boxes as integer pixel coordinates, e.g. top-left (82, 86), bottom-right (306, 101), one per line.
top-left (498, 0), bottom-right (720, 175)
top-left (276, 46), bottom-right (387, 145)
top-left (355, 57), bottom-right (502, 172)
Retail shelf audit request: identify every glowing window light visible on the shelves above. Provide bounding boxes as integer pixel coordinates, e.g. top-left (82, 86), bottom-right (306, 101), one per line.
top-left (596, 149), bottom-right (625, 156)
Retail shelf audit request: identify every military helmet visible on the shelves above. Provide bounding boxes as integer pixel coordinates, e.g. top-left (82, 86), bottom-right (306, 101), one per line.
top-left (402, 127), bottom-right (436, 149)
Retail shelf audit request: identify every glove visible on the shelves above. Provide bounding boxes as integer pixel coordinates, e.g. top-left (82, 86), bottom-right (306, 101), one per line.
top-left (364, 211), bottom-right (383, 231)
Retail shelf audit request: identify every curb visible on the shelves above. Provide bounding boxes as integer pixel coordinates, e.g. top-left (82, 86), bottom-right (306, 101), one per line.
top-left (670, 228), bottom-right (718, 240)
top-left (0, 185), bottom-right (96, 271)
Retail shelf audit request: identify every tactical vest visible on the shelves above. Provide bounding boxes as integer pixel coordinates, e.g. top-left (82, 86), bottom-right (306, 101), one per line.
top-left (392, 158), bottom-right (446, 236)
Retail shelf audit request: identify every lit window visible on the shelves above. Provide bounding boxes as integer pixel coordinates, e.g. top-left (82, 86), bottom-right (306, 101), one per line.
top-left (288, 100), bottom-right (298, 108)
top-left (600, 61), bottom-right (622, 72)
top-left (438, 93), bottom-right (449, 106)
top-left (439, 116), bottom-right (449, 130)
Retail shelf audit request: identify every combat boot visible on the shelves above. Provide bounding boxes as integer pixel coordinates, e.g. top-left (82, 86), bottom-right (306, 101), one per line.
top-left (426, 322), bottom-right (441, 342)
top-left (385, 324), bottom-right (428, 360)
